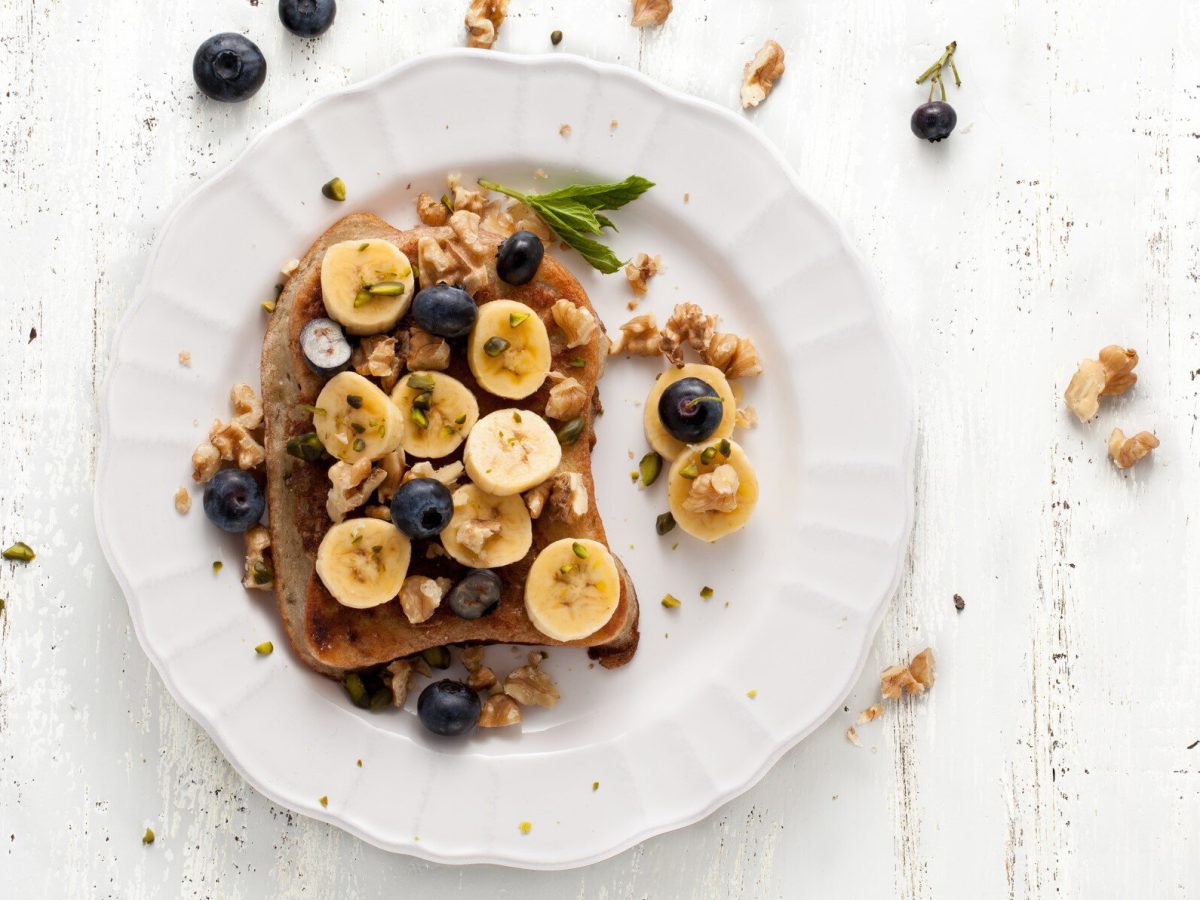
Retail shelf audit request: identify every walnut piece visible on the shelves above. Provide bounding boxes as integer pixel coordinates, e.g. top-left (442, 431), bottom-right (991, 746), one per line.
top-left (631, 0), bottom-right (672, 27)
top-left (376, 449), bottom-right (407, 502)
top-left (465, 0), bottom-right (508, 49)
top-left (204, 418), bottom-right (266, 473)
top-left (242, 525), bottom-right (273, 591)
top-left (507, 200), bottom-right (552, 241)
top-left (503, 665), bottom-right (560, 708)
top-left (1064, 345), bottom-right (1139, 422)
top-left (174, 486), bottom-right (191, 514)
top-left (468, 666), bottom-right (498, 691)
top-left (741, 40), bottom-right (786, 109)
top-left (404, 460), bottom-right (464, 489)
top-left (399, 575), bottom-right (452, 625)
top-left (624, 253), bottom-right (662, 294)
top-left (661, 303), bottom-right (717, 366)
top-left (416, 192), bottom-right (450, 226)
top-left (845, 725), bottom-right (863, 747)
top-left (881, 647), bottom-right (935, 700)
top-left (446, 173), bottom-right (486, 214)
top-left (681, 464), bottom-right (739, 514)
top-left (191, 442), bottom-right (220, 483)
top-left (353, 335), bottom-right (402, 391)
top-left (1108, 428), bottom-right (1159, 469)
top-left (735, 405), bottom-right (759, 429)
top-left (457, 517), bottom-right (503, 555)
top-left (550, 299), bottom-right (598, 349)
top-left (230, 383), bottom-right (263, 430)
top-left (407, 325), bottom-right (451, 371)
top-left (326, 460), bottom-right (387, 523)
top-left (549, 472), bottom-right (589, 520)
top-left (280, 258), bottom-right (301, 278)
top-left (544, 372), bottom-right (588, 420)
top-left (178, 351), bottom-right (191, 367)
top-left (704, 331), bottom-right (763, 378)
top-left (461, 646), bottom-right (486, 672)
top-left (524, 482), bottom-right (551, 519)
top-left (363, 504), bottom-right (392, 521)
top-left (479, 693), bottom-right (522, 728)
top-left (611, 313), bottom-right (662, 356)
top-left (416, 211), bottom-right (491, 296)
top-left (856, 703), bottom-right (884, 725)
top-left (386, 659), bottom-right (416, 708)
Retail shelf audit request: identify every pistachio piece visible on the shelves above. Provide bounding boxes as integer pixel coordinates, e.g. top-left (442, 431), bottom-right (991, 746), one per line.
top-left (655, 511), bottom-right (676, 535)
top-left (412, 391), bottom-right (433, 411)
top-left (346, 394), bottom-right (364, 409)
top-left (322, 177), bottom-right (347, 201)
top-left (568, 357), bottom-right (586, 368)
top-left (509, 312), bottom-right (530, 327)
top-left (353, 290), bottom-right (374, 308)
top-left (700, 586), bottom-right (714, 600)
top-left (700, 446), bottom-right (718, 465)
top-left (142, 827), bottom-right (155, 845)
top-left (421, 646), bottom-right (451, 669)
top-left (661, 594), bottom-right (681, 608)
top-left (572, 541), bottom-right (589, 559)
top-left (367, 281), bottom-right (406, 296)
top-left (718, 438), bottom-right (731, 458)
top-left (407, 372), bottom-right (436, 392)
top-left (368, 687), bottom-right (392, 711)
top-left (212, 561), bottom-right (223, 574)
top-left (254, 641), bottom-right (274, 655)
top-left (344, 673), bottom-right (369, 708)
top-left (639, 451), bottom-right (662, 486)
top-left (556, 416), bottom-right (585, 445)
top-left (484, 336), bottom-right (511, 357)
top-left (679, 462), bottom-right (699, 480)
top-left (411, 407), bottom-right (428, 429)
top-left (285, 432), bottom-right (324, 462)
top-left (2, 541), bottom-right (35, 562)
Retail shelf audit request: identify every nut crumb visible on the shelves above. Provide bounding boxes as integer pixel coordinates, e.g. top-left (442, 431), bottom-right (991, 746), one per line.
top-left (386, 659), bottom-right (416, 708)
top-left (465, 0), bottom-right (508, 49)
top-left (953, 593), bottom-right (965, 611)
top-left (559, 123), bottom-right (572, 138)
top-left (845, 726), bottom-right (862, 747)
top-left (741, 40), bottom-right (786, 109)
top-left (735, 405), bottom-right (758, 429)
top-left (881, 647), bottom-right (936, 700)
top-left (856, 703), bottom-right (884, 725)
top-left (631, 0), bottom-right (672, 27)
top-left (280, 258), bottom-right (300, 278)
top-left (683, 192), bottom-right (690, 204)
top-left (178, 351), bottom-right (191, 367)
top-left (1064, 345), bottom-right (1138, 421)
top-left (533, 168), bottom-right (549, 180)
top-left (242, 526), bottom-right (273, 590)
top-left (174, 487), bottom-right (191, 514)
top-left (610, 119), bottom-right (619, 130)
top-left (1108, 428), bottom-right (1159, 468)
top-left (416, 192), bottom-right (450, 226)
top-left (624, 253), bottom-right (662, 295)
top-left (479, 693), bottom-right (521, 727)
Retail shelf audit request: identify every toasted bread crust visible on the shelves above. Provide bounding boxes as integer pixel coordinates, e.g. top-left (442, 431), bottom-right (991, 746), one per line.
top-left (262, 213), bottom-right (639, 675)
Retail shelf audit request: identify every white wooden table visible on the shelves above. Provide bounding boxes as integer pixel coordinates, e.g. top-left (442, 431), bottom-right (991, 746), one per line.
top-left (3, 1), bottom-right (1197, 896)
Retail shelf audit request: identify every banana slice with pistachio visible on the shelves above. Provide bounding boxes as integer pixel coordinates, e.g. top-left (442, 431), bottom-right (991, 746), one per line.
top-left (315, 518), bottom-right (412, 609)
top-left (312, 371), bottom-right (404, 464)
top-left (439, 483), bottom-right (533, 568)
top-left (320, 239), bottom-right (414, 336)
top-left (644, 363), bottom-right (738, 461)
top-left (462, 408), bottom-right (562, 496)
top-left (524, 538), bottom-right (620, 642)
top-left (390, 371), bottom-right (479, 460)
top-left (467, 300), bottom-right (551, 399)
top-left (666, 438), bottom-right (759, 541)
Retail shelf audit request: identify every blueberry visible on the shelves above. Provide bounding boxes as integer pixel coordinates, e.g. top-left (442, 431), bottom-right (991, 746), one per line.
top-left (417, 680), bottom-right (481, 736)
top-left (495, 231), bottom-right (545, 286)
top-left (446, 569), bottom-right (503, 619)
top-left (389, 478), bottom-right (454, 540)
top-left (299, 317), bottom-right (352, 376)
top-left (910, 101), bottom-right (957, 142)
top-left (658, 377), bottom-right (724, 444)
top-left (412, 284), bottom-right (477, 339)
top-left (279, 0), bottom-right (337, 37)
top-left (203, 469), bottom-right (265, 533)
top-left (193, 33), bottom-right (267, 103)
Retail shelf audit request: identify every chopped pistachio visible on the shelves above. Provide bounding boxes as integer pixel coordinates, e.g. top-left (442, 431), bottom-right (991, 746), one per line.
top-left (639, 451), bottom-right (662, 486)
top-left (422, 646), bottom-right (452, 669)
top-left (358, 242), bottom-right (369, 252)
top-left (352, 438), bottom-right (366, 452)
top-left (411, 407), bottom-right (428, 429)
top-left (519, 821), bottom-right (532, 835)
top-left (300, 404), bottom-right (327, 416)
top-left (353, 290), bottom-right (373, 308)
top-left (369, 687), bottom-right (392, 711)
top-left (412, 391), bottom-right (433, 411)
top-left (746, 689), bottom-right (758, 699)
top-left (629, 471), bottom-right (639, 482)
top-left (356, 759), bottom-right (363, 767)
top-left (2, 542), bottom-right (35, 562)
top-left (351, 422), bottom-right (366, 434)
top-left (261, 300), bottom-right (276, 313)
top-left (454, 414), bottom-right (467, 425)
top-left (655, 512), bottom-right (676, 535)
top-left (661, 594), bottom-right (681, 609)
top-left (558, 563), bottom-right (576, 575)
top-left (679, 462), bottom-right (699, 480)
top-left (286, 432), bottom-right (324, 462)
top-left (699, 446), bottom-right (718, 465)
top-left (344, 673), bottom-right (369, 708)
top-left (568, 357), bottom-right (586, 368)
top-left (142, 827), bottom-right (155, 845)
top-left (346, 394), bottom-right (364, 409)
top-left (252, 561), bottom-right (274, 585)
top-left (255, 641), bottom-right (274, 655)
top-left (322, 177), bottom-right (347, 201)
top-left (556, 416), bottom-right (585, 445)
top-left (368, 281), bottom-right (406, 296)
top-left (212, 561), bottom-right (223, 574)
top-left (591, 781), bottom-right (599, 791)
top-left (512, 411), bottom-right (522, 423)
top-left (509, 312), bottom-right (530, 327)
top-left (319, 795), bottom-right (329, 808)
top-left (700, 586), bottom-right (714, 600)
top-left (484, 336), bottom-right (510, 357)
top-left (572, 541), bottom-right (589, 559)
top-left (0, 599), bottom-right (6, 613)
top-left (407, 372), bottom-right (436, 392)
top-left (440, 193), bottom-right (454, 213)
top-left (718, 438), bottom-right (732, 458)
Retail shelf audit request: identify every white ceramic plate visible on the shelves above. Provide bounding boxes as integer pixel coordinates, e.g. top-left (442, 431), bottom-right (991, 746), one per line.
top-left (96, 50), bottom-right (914, 869)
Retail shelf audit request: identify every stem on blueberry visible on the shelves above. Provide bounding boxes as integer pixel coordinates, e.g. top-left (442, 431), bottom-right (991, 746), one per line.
top-left (915, 41), bottom-right (961, 94)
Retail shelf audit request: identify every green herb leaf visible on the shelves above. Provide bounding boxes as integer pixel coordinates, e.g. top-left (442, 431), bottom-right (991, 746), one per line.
top-left (535, 175), bottom-right (655, 210)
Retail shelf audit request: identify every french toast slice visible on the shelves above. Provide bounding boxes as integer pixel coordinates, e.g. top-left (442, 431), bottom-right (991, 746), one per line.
top-left (262, 213), bottom-right (639, 676)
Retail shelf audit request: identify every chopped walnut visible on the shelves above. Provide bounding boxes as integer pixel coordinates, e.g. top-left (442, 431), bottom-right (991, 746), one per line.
top-left (462, 646), bottom-right (486, 672)
top-left (205, 419), bottom-right (266, 472)
top-left (363, 504), bottom-right (392, 521)
top-left (559, 123), bottom-right (572, 138)
top-left (735, 405), bottom-right (758, 429)
top-left (479, 198), bottom-right (515, 237)
top-left (468, 666), bottom-right (497, 691)
top-left (445, 173), bottom-right (484, 215)
top-left (544, 372), bottom-right (588, 420)
top-left (856, 703), bottom-right (884, 725)
top-left (407, 325), bottom-right (451, 371)
top-left (416, 210), bottom-right (491, 295)
top-left (326, 461), bottom-right (387, 523)
top-left (242, 525), bottom-right (273, 591)
top-left (550, 299), bottom-right (598, 349)
top-left (410, 656), bottom-right (434, 678)
top-left (681, 464), bottom-right (739, 514)
top-left (549, 472), bottom-right (589, 520)
top-left (457, 517), bottom-right (503, 555)
top-left (631, 0), bottom-right (672, 27)
top-left (624, 253), bottom-right (662, 294)
top-left (504, 665), bottom-right (560, 707)
top-left (508, 200), bottom-right (552, 241)
top-left (704, 331), bottom-right (763, 378)
top-left (1108, 428), bottom-right (1159, 469)
top-left (425, 543), bottom-right (447, 559)
top-left (416, 192), bottom-right (450, 226)
top-left (386, 659), bottom-right (416, 708)
top-left (1064, 345), bottom-right (1139, 422)
top-left (174, 486), bottom-right (191, 514)
top-left (178, 351), bottom-right (191, 367)
top-left (376, 449), bottom-right (407, 502)
top-left (399, 575), bottom-right (453, 625)
top-left (527, 651), bottom-right (546, 667)
top-left (230, 383), bottom-right (263, 430)
top-left (353, 335), bottom-right (402, 391)
top-left (881, 647), bottom-right (935, 700)
top-left (404, 459), bottom-right (464, 489)
top-left (465, 0), bottom-right (508, 49)
top-left (191, 443), bottom-right (220, 483)
top-left (280, 258), bottom-right (301, 278)
top-left (479, 693), bottom-right (522, 727)
top-left (741, 40), bottom-right (786, 109)
top-left (661, 303), bottom-right (717, 366)
top-left (845, 726), bottom-right (863, 747)
top-left (610, 313), bottom-right (662, 356)
top-left (523, 481), bottom-right (551, 519)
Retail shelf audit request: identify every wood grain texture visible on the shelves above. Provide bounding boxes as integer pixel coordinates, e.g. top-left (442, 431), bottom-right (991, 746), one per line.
top-left (2, 1), bottom-right (1198, 896)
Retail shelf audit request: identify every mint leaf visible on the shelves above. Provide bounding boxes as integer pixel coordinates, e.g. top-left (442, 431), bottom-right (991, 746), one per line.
top-left (555, 230), bottom-right (625, 274)
top-left (536, 176), bottom-right (655, 210)
top-left (530, 198), bottom-right (604, 237)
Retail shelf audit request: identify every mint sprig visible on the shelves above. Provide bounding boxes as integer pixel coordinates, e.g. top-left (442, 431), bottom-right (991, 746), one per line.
top-left (477, 175), bottom-right (654, 274)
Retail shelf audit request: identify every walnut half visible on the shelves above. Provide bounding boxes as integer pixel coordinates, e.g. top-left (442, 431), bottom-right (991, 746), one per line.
top-left (1108, 428), bottom-right (1159, 469)
top-left (1064, 345), bottom-right (1139, 422)
top-left (465, 0), bottom-right (508, 49)
top-left (741, 40), bottom-right (785, 109)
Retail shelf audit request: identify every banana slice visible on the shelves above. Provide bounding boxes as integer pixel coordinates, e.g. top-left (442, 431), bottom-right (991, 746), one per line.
top-left (320, 239), bottom-right (414, 336)
top-left (315, 518), bottom-right (412, 609)
top-left (439, 483), bottom-right (533, 568)
top-left (390, 371), bottom-right (479, 460)
top-left (667, 439), bottom-right (759, 542)
top-left (524, 538), bottom-right (620, 642)
top-left (644, 363), bottom-right (738, 461)
top-left (462, 408), bottom-right (562, 496)
top-left (313, 371), bottom-right (404, 464)
top-left (467, 300), bottom-right (551, 399)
